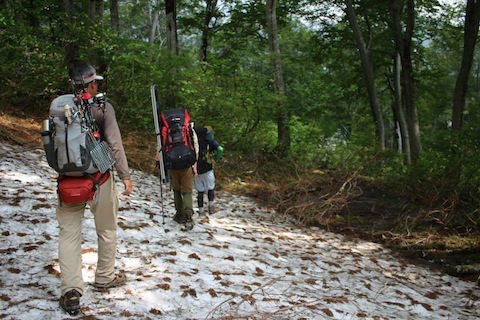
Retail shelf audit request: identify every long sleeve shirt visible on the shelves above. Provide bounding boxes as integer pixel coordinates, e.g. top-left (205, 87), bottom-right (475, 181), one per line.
top-left (93, 102), bottom-right (131, 181)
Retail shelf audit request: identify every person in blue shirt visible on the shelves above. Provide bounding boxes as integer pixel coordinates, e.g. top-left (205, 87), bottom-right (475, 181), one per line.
top-left (194, 126), bottom-right (224, 216)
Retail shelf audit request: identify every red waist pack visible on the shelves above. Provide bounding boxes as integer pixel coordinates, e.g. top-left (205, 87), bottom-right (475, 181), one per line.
top-left (57, 171), bottom-right (110, 204)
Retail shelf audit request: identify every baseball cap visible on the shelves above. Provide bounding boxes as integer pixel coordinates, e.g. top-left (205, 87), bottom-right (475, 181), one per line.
top-left (82, 72), bottom-right (103, 83)
top-left (69, 62), bottom-right (104, 85)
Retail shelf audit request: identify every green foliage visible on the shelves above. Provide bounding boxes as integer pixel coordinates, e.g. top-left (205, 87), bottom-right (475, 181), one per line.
top-left (181, 59), bottom-right (277, 152)
top-left (107, 41), bottom-right (172, 130)
top-left (0, 24), bottom-right (65, 108)
top-left (288, 116), bottom-right (346, 168)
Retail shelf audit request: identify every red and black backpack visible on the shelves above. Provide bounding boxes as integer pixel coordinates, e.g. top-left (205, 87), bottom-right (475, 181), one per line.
top-left (160, 108), bottom-right (196, 170)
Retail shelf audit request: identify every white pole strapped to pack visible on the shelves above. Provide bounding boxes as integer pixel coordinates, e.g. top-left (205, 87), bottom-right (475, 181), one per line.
top-left (151, 85), bottom-right (166, 183)
top-left (151, 85), bottom-right (166, 224)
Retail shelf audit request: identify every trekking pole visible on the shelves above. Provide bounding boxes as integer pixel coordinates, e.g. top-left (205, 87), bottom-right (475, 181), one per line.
top-left (156, 161), bottom-right (166, 225)
top-left (151, 85), bottom-right (167, 225)
top-left (160, 174), bottom-right (165, 225)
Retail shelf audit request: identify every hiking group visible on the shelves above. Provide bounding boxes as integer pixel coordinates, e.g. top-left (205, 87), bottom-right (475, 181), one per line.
top-left (41, 61), bottom-right (223, 315)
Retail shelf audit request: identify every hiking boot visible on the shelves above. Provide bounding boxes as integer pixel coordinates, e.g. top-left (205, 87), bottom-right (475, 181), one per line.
top-left (182, 209), bottom-right (195, 231)
top-left (93, 271), bottom-right (127, 289)
top-left (208, 203), bottom-right (215, 215)
top-left (173, 211), bottom-right (187, 224)
top-left (198, 207), bottom-right (206, 217)
top-left (59, 289), bottom-right (81, 315)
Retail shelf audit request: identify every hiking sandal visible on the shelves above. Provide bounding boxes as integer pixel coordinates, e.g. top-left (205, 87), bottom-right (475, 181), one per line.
top-left (93, 271), bottom-right (127, 289)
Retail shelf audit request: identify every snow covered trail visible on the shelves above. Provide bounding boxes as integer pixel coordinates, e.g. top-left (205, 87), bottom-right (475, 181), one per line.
top-left (0, 142), bottom-right (478, 319)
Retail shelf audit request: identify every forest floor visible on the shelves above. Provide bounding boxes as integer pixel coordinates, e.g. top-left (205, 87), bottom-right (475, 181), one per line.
top-left (247, 172), bottom-right (480, 284)
top-left (1, 107), bottom-right (479, 285)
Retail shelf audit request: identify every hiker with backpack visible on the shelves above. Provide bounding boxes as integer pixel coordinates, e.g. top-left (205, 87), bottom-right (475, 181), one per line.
top-left (43, 61), bottom-right (133, 315)
top-left (154, 107), bottom-right (199, 230)
top-left (169, 133), bottom-right (198, 230)
top-left (194, 126), bottom-right (224, 216)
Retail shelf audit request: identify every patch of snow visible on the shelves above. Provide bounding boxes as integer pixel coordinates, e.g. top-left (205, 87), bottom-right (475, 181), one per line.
top-left (0, 142), bottom-right (478, 319)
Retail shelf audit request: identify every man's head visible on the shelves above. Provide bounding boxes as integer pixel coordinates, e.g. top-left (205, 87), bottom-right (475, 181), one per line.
top-left (68, 61), bottom-right (103, 93)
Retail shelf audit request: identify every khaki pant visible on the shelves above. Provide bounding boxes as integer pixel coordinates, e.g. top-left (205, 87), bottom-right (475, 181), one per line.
top-left (56, 174), bottom-right (119, 295)
top-left (170, 167), bottom-right (194, 214)
top-left (170, 167), bottom-right (194, 192)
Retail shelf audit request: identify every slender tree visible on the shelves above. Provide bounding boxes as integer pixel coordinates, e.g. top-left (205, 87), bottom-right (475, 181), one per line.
top-left (88, 0), bottom-right (103, 22)
top-left (149, 8), bottom-right (160, 44)
top-left (165, 0), bottom-right (178, 55)
top-left (86, 0), bottom-right (105, 70)
top-left (391, 52), bottom-right (411, 164)
top-left (266, 0), bottom-right (290, 155)
top-left (344, 0), bottom-right (386, 151)
top-left (25, 0), bottom-right (40, 29)
top-left (62, 0), bottom-right (77, 64)
top-left (165, 0), bottom-right (179, 109)
top-left (391, 0), bottom-right (421, 162)
top-left (452, 0), bottom-right (480, 131)
top-left (110, 0), bottom-right (119, 35)
top-left (200, 0), bottom-right (217, 62)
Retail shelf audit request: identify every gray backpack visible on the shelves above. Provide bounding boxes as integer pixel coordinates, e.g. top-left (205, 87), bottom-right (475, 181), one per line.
top-left (42, 94), bottom-right (115, 176)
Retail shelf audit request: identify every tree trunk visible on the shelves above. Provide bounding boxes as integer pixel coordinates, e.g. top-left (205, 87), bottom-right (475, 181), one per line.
top-left (88, 0), bottom-right (103, 22)
top-left (165, 0), bottom-right (178, 55)
top-left (149, 9), bottom-right (159, 44)
top-left (392, 52), bottom-right (411, 164)
top-left (164, 0), bottom-right (179, 109)
top-left (86, 0), bottom-right (105, 70)
top-left (200, 0), bottom-right (217, 62)
top-left (62, 0), bottom-right (77, 64)
top-left (344, 0), bottom-right (385, 151)
top-left (391, 0), bottom-right (422, 162)
top-left (27, 0), bottom-right (40, 29)
top-left (266, 0), bottom-right (290, 155)
top-left (452, 0), bottom-right (480, 131)
top-left (110, 0), bottom-right (119, 35)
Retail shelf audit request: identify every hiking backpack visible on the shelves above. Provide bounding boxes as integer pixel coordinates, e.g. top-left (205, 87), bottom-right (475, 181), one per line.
top-left (194, 127), bottom-right (210, 175)
top-left (160, 108), bottom-right (196, 170)
top-left (41, 93), bottom-right (115, 177)
top-left (194, 126), bottom-right (223, 175)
